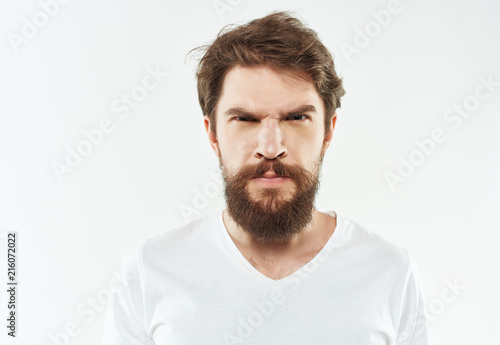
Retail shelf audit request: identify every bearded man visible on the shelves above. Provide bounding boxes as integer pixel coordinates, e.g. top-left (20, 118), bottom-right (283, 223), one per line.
top-left (102, 11), bottom-right (431, 345)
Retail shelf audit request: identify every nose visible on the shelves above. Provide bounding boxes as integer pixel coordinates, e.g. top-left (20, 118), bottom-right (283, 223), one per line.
top-left (254, 120), bottom-right (287, 160)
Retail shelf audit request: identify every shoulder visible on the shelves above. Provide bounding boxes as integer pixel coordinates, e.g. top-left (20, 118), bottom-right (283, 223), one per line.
top-left (143, 214), bottom-right (211, 253)
top-left (117, 212), bottom-right (218, 276)
top-left (337, 214), bottom-right (413, 273)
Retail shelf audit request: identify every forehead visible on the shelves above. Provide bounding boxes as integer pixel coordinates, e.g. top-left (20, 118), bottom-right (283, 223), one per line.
top-left (217, 65), bottom-right (322, 115)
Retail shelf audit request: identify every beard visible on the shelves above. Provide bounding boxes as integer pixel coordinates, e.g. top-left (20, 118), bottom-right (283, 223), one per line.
top-left (220, 152), bottom-right (324, 245)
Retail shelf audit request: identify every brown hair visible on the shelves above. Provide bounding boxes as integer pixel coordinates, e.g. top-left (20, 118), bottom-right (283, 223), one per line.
top-left (189, 10), bottom-right (345, 137)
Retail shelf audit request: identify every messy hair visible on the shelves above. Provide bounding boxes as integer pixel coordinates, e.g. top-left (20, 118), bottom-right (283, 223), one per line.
top-left (189, 10), bottom-right (345, 137)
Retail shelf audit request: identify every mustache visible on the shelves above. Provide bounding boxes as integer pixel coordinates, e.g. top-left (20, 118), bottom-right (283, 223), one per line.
top-left (235, 158), bottom-right (305, 181)
top-left (219, 154), bottom-right (324, 191)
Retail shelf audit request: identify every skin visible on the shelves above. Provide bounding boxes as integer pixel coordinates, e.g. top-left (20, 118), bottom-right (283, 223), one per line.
top-left (204, 65), bottom-right (338, 278)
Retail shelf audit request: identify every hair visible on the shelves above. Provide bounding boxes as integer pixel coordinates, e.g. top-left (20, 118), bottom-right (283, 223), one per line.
top-left (188, 10), bottom-right (345, 138)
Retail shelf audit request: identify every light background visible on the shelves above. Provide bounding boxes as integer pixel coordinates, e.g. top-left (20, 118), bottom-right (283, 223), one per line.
top-left (0, 0), bottom-right (499, 344)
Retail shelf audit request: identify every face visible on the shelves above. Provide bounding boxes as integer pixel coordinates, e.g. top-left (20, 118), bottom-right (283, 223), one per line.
top-left (204, 65), bottom-right (336, 244)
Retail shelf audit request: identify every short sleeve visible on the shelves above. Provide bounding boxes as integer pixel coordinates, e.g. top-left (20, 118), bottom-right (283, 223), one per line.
top-left (101, 245), bottom-right (154, 345)
top-left (396, 254), bottom-right (432, 345)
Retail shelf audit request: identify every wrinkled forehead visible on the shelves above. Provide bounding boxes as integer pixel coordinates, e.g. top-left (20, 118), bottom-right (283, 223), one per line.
top-left (226, 64), bottom-right (315, 89)
top-left (217, 65), bottom-right (320, 114)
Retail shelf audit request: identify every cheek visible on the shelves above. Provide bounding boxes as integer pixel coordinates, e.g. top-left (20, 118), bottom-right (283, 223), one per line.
top-left (219, 133), bottom-right (255, 163)
top-left (224, 132), bottom-right (255, 154)
top-left (289, 136), bottom-right (323, 164)
top-left (239, 136), bottom-right (257, 154)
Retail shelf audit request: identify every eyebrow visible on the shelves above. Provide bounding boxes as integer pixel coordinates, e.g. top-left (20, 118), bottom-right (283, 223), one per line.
top-left (224, 104), bottom-right (317, 119)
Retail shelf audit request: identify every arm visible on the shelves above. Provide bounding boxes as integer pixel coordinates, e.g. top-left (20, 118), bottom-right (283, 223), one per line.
top-left (396, 254), bottom-right (432, 345)
top-left (101, 246), bottom-right (154, 345)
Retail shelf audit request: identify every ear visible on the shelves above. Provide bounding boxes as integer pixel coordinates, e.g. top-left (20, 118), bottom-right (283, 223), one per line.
top-left (323, 113), bottom-right (337, 151)
top-left (204, 115), bottom-right (220, 157)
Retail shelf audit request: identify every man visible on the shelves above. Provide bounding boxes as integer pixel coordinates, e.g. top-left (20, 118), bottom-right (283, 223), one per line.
top-left (101, 11), bottom-right (431, 345)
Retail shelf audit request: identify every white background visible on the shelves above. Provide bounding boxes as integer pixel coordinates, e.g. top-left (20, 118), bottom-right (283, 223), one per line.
top-left (1, 0), bottom-right (499, 344)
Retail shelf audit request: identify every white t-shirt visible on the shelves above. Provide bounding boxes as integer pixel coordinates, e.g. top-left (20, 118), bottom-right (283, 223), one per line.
top-left (101, 210), bottom-right (431, 345)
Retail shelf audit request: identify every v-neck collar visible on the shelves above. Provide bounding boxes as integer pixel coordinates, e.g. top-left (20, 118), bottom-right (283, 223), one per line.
top-left (216, 209), bottom-right (343, 287)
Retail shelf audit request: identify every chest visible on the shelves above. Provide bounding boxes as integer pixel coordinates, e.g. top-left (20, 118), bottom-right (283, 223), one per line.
top-left (148, 279), bottom-right (397, 345)
top-left (243, 251), bottom-right (319, 280)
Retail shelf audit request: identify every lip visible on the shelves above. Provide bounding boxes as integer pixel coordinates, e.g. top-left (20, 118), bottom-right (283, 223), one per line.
top-left (254, 169), bottom-right (286, 179)
top-left (252, 176), bottom-right (290, 186)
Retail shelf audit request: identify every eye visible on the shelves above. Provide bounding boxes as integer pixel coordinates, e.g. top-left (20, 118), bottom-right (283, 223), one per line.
top-left (233, 116), bottom-right (257, 122)
top-left (287, 114), bottom-right (308, 121)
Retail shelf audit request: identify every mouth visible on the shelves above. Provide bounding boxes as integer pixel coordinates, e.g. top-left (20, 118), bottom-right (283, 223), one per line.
top-left (251, 171), bottom-right (290, 186)
top-left (253, 170), bottom-right (288, 179)
top-left (254, 176), bottom-right (288, 180)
